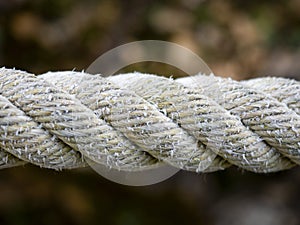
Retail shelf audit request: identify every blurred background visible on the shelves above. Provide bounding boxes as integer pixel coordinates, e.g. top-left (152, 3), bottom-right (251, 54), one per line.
top-left (0, 0), bottom-right (300, 224)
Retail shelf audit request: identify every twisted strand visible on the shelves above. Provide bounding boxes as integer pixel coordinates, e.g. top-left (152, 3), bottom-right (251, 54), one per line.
top-left (0, 67), bottom-right (299, 173)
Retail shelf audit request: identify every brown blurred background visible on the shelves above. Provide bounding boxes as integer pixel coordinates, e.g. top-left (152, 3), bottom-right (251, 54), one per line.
top-left (0, 0), bottom-right (300, 225)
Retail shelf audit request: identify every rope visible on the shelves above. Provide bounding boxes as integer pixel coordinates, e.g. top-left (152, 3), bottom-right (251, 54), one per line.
top-left (0, 67), bottom-right (299, 173)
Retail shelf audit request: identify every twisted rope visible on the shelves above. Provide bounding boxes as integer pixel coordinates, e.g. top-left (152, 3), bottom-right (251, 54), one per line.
top-left (0, 67), bottom-right (299, 173)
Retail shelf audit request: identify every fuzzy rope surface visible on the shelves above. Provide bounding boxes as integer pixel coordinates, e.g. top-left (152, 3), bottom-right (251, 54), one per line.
top-left (0, 67), bottom-right (299, 173)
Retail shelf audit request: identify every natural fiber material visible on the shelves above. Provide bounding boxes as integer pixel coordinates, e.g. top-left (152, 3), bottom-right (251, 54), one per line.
top-left (0, 68), bottom-right (299, 173)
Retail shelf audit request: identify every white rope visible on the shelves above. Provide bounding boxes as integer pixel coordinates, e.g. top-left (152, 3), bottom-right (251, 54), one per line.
top-left (0, 67), bottom-right (299, 173)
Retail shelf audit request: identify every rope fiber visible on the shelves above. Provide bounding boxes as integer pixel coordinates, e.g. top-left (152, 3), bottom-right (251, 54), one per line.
top-left (0, 67), bottom-right (299, 173)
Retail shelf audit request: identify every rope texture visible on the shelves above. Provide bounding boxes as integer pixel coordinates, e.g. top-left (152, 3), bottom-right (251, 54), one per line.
top-left (0, 67), bottom-right (299, 173)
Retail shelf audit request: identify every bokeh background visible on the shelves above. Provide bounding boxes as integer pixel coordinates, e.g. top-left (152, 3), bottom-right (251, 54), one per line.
top-left (0, 0), bottom-right (300, 225)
